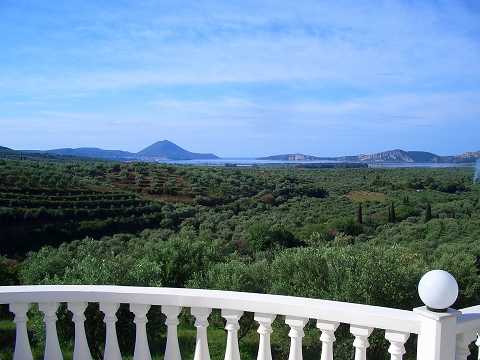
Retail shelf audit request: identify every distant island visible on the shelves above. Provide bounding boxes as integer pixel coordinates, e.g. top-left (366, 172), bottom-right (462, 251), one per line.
top-left (258, 149), bottom-right (480, 164)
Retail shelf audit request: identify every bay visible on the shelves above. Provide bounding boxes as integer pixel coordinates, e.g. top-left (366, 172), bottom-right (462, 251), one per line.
top-left (157, 158), bottom-right (474, 168)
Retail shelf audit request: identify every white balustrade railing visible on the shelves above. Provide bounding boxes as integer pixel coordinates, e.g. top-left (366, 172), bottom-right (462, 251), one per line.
top-left (1, 272), bottom-right (480, 360)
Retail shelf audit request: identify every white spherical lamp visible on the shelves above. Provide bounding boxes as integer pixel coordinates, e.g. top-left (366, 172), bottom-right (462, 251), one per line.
top-left (418, 270), bottom-right (459, 312)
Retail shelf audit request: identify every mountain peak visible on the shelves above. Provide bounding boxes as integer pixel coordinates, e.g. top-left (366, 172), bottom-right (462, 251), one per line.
top-left (135, 140), bottom-right (219, 160)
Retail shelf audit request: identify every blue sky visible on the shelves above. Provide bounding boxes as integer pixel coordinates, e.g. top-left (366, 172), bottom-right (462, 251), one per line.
top-left (1, 0), bottom-right (479, 158)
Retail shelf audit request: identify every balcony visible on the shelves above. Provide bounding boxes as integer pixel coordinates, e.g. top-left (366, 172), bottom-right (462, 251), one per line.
top-left (1, 270), bottom-right (480, 360)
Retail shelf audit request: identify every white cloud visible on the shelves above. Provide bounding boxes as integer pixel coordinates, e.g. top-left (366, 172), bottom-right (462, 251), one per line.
top-left (1, 0), bottom-right (479, 94)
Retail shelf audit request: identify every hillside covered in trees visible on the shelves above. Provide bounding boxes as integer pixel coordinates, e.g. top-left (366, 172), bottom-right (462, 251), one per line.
top-left (1, 156), bottom-right (479, 359)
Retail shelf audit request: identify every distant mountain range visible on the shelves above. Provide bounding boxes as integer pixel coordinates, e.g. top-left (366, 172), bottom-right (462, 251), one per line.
top-left (257, 149), bottom-right (480, 163)
top-left (20, 140), bottom-right (219, 161)
top-left (1, 142), bottom-right (479, 163)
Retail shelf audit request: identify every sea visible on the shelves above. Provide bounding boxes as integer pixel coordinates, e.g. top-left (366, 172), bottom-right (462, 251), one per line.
top-left (157, 158), bottom-right (475, 168)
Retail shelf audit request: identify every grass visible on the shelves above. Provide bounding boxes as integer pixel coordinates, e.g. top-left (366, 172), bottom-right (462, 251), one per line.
top-left (0, 317), bottom-right (262, 360)
top-left (0, 313), bottom-right (322, 360)
top-left (0, 319), bottom-right (15, 359)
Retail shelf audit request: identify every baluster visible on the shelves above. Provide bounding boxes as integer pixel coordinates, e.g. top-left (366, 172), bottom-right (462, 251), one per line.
top-left (38, 302), bottom-right (63, 360)
top-left (222, 309), bottom-right (243, 360)
top-left (100, 302), bottom-right (122, 360)
top-left (350, 325), bottom-right (373, 360)
top-left (130, 303), bottom-right (152, 360)
top-left (455, 331), bottom-right (476, 360)
top-left (316, 320), bottom-right (339, 360)
top-left (162, 305), bottom-right (182, 360)
top-left (285, 316), bottom-right (308, 360)
top-left (10, 302), bottom-right (34, 360)
top-left (68, 302), bottom-right (92, 360)
top-left (254, 313), bottom-right (276, 360)
top-left (385, 330), bottom-right (410, 360)
top-left (192, 307), bottom-right (212, 360)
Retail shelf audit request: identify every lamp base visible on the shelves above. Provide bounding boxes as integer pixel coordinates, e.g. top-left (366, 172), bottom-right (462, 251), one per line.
top-left (427, 306), bottom-right (448, 313)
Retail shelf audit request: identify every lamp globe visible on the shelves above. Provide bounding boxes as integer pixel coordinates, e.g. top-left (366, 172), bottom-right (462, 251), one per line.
top-left (418, 270), bottom-right (458, 312)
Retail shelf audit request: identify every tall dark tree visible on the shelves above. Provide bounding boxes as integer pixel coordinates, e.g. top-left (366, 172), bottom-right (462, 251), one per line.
top-left (390, 202), bottom-right (396, 223)
top-left (424, 203), bottom-right (432, 223)
top-left (357, 203), bottom-right (363, 224)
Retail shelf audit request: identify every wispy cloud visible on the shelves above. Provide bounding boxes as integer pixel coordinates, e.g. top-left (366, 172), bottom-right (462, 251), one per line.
top-left (375, 73), bottom-right (406, 76)
top-left (2, 1), bottom-right (479, 93)
top-left (113, 119), bottom-right (144, 125)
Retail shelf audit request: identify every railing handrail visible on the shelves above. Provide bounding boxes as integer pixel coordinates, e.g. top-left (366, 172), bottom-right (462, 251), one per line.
top-left (0, 284), bottom-right (421, 334)
top-left (456, 305), bottom-right (480, 334)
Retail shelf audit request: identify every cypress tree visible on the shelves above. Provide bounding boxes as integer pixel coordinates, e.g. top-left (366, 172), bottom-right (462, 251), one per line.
top-left (390, 202), bottom-right (396, 223)
top-left (357, 203), bottom-right (363, 224)
top-left (424, 203), bottom-right (432, 223)
top-left (387, 208), bottom-right (392, 223)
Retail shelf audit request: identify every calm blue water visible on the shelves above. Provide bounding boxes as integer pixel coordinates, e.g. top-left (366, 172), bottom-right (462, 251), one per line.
top-left (157, 158), bottom-right (474, 168)
top-left (159, 158), bottom-right (320, 166)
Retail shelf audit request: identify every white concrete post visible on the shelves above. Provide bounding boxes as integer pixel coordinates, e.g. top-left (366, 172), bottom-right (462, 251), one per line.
top-left (414, 307), bottom-right (461, 360)
top-left (316, 320), bottom-right (339, 360)
top-left (385, 330), bottom-right (410, 360)
top-left (130, 303), bottom-right (152, 360)
top-left (10, 302), bottom-right (34, 360)
top-left (100, 302), bottom-right (122, 360)
top-left (285, 316), bottom-right (308, 360)
top-left (350, 325), bottom-right (373, 360)
top-left (254, 313), bottom-right (276, 360)
top-left (222, 309), bottom-right (243, 360)
top-left (162, 305), bottom-right (182, 360)
top-left (68, 302), bottom-right (92, 360)
top-left (192, 307), bottom-right (212, 360)
top-left (38, 302), bottom-right (63, 360)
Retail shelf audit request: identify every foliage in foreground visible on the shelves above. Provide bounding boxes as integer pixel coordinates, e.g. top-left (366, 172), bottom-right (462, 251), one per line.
top-left (17, 229), bottom-right (480, 359)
